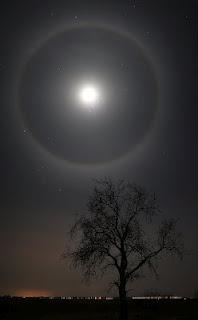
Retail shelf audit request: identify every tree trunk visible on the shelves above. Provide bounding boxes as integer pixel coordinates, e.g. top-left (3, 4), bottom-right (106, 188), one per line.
top-left (119, 283), bottom-right (128, 320)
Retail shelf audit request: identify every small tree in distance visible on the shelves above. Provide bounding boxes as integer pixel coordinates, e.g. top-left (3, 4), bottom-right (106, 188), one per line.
top-left (64, 177), bottom-right (183, 320)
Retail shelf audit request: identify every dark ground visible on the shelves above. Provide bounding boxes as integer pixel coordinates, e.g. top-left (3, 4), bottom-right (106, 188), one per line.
top-left (0, 297), bottom-right (198, 320)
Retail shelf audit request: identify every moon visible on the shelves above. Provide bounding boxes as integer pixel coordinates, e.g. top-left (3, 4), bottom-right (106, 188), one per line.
top-left (79, 85), bottom-right (99, 108)
top-left (19, 26), bottom-right (158, 165)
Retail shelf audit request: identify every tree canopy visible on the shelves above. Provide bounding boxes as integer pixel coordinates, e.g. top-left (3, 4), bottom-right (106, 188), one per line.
top-left (64, 177), bottom-right (184, 320)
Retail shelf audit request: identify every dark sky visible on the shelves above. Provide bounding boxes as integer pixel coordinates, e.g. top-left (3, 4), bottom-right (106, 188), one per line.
top-left (0, 0), bottom-right (198, 297)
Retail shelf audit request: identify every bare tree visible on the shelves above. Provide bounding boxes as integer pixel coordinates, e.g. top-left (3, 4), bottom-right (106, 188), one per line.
top-left (64, 178), bottom-right (183, 320)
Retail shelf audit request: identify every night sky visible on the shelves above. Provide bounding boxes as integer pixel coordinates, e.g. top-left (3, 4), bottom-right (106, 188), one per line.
top-left (0, 0), bottom-right (198, 298)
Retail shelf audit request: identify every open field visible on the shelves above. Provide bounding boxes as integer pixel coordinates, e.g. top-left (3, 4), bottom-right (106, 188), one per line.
top-left (0, 298), bottom-right (198, 320)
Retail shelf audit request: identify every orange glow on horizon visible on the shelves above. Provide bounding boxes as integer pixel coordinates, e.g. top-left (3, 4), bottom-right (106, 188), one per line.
top-left (14, 289), bottom-right (52, 297)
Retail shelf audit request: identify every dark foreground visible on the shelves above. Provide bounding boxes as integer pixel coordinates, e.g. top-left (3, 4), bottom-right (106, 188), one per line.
top-left (0, 297), bottom-right (198, 320)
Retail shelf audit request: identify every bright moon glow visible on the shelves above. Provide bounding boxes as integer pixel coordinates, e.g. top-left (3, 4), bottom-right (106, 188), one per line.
top-left (79, 85), bottom-right (99, 107)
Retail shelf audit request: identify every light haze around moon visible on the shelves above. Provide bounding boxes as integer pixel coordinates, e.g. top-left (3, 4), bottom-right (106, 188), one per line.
top-left (19, 26), bottom-right (158, 165)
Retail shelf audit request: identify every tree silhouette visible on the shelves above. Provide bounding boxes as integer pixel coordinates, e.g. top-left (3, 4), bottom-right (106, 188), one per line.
top-left (65, 178), bottom-right (183, 320)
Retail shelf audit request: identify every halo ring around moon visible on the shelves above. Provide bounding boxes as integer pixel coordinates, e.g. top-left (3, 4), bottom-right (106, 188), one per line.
top-left (17, 22), bottom-right (159, 167)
